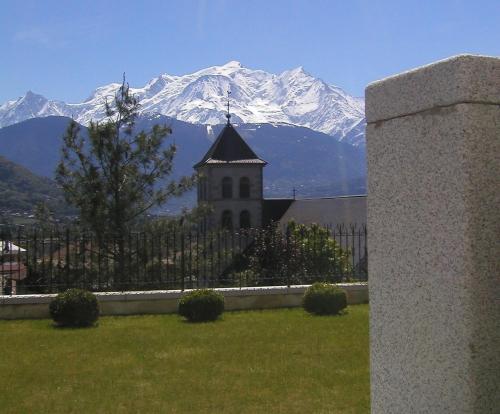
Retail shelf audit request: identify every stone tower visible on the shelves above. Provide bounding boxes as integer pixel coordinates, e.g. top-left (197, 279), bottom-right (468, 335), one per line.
top-left (194, 122), bottom-right (267, 230)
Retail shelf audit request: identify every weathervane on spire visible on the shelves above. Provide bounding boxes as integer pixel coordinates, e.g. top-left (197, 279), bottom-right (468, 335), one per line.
top-left (226, 90), bottom-right (231, 125)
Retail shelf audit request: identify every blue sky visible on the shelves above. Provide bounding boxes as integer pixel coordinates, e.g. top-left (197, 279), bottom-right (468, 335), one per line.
top-left (1, 0), bottom-right (498, 102)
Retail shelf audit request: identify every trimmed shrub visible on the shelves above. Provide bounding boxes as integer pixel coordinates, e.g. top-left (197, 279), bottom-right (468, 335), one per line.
top-left (49, 289), bottom-right (100, 327)
top-left (178, 289), bottom-right (224, 322)
top-left (302, 283), bottom-right (347, 315)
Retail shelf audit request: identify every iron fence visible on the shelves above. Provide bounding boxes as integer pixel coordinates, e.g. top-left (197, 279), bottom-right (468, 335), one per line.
top-left (0, 223), bottom-right (367, 295)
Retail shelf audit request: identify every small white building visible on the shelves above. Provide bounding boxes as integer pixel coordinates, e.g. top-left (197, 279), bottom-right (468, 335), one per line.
top-left (0, 241), bottom-right (27, 295)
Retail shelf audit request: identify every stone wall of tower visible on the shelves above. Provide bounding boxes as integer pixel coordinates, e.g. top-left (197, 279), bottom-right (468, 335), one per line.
top-left (197, 164), bottom-right (264, 229)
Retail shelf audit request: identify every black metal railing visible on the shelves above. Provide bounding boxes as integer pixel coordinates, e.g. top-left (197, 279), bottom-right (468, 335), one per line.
top-left (0, 223), bottom-right (367, 295)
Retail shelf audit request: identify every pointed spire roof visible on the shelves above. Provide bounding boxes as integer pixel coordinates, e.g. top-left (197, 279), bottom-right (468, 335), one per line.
top-left (194, 123), bottom-right (267, 168)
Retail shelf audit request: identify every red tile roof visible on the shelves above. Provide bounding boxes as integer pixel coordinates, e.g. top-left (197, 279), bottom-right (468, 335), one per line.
top-left (0, 262), bottom-right (27, 280)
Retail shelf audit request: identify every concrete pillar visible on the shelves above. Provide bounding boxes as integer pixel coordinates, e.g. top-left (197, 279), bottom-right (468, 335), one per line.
top-left (366, 55), bottom-right (500, 413)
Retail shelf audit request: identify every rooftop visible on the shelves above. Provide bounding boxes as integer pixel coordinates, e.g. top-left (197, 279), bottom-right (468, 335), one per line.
top-left (194, 123), bottom-right (266, 168)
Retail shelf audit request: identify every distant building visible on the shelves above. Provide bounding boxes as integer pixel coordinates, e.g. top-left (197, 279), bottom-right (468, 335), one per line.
top-left (275, 195), bottom-right (366, 228)
top-left (194, 121), bottom-right (267, 230)
top-left (0, 240), bottom-right (27, 295)
top-left (194, 120), bottom-right (366, 230)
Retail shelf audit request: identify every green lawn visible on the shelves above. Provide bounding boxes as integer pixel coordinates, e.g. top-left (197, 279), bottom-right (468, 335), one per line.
top-left (0, 305), bottom-right (369, 414)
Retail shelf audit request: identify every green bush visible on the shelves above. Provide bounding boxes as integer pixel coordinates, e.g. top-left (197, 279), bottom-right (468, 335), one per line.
top-left (302, 283), bottom-right (347, 315)
top-left (245, 222), bottom-right (353, 286)
top-left (49, 289), bottom-right (100, 327)
top-left (178, 289), bottom-right (224, 322)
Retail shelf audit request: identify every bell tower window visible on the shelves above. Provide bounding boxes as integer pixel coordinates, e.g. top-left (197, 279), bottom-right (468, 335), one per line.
top-left (239, 177), bottom-right (250, 198)
top-left (221, 210), bottom-right (233, 230)
top-left (222, 177), bottom-right (233, 199)
top-left (240, 210), bottom-right (251, 229)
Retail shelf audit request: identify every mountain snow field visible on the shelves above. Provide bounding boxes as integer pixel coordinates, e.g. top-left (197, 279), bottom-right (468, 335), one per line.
top-left (0, 61), bottom-right (366, 146)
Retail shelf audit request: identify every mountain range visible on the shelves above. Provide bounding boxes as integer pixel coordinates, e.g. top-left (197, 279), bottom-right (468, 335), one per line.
top-left (0, 62), bottom-right (368, 215)
top-left (0, 116), bottom-right (366, 214)
top-left (0, 61), bottom-right (366, 146)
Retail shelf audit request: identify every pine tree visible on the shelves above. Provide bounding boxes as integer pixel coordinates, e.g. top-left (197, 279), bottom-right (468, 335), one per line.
top-left (34, 202), bottom-right (53, 231)
top-left (56, 75), bottom-right (194, 285)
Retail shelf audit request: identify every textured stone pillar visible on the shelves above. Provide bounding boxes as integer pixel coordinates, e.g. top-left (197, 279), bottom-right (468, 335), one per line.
top-left (366, 55), bottom-right (500, 413)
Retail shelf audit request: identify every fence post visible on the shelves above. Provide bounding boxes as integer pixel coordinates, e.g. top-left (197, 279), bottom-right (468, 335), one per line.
top-left (180, 231), bottom-right (185, 291)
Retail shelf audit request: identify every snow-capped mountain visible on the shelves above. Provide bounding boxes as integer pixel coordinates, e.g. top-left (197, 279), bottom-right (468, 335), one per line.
top-left (0, 61), bottom-right (365, 144)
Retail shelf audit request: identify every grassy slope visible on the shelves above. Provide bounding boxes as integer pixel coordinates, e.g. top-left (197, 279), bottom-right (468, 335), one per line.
top-left (0, 306), bottom-right (369, 414)
top-left (0, 155), bottom-right (67, 213)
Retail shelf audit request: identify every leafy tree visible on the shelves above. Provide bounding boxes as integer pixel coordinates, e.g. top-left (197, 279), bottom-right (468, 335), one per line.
top-left (246, 224), bottom-right (303, 285)
top-left (56, 76), bottom-right (195, 286)
top-left (287, 222), bottom-right (352, 281)
top-left (246, 222), bottom-right (352, 285)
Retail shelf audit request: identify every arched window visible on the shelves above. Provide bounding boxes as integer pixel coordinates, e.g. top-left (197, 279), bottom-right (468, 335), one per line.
top-left (239, 177), bottom-right (250, 198)
top-left (202, 177), bottom-right (208, 200)
top-left (221, 210), bottom-right (233, 230)
top-left (240, 210), bottom-right (251, 229)
top-left (222, 177), bottom-right (232, 199)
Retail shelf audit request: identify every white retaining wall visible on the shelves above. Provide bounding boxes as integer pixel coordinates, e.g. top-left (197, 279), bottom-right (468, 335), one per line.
top-left (0, 283), bottom-right (368, 320)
